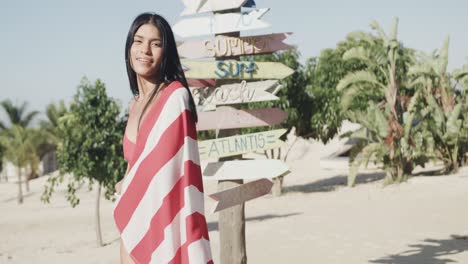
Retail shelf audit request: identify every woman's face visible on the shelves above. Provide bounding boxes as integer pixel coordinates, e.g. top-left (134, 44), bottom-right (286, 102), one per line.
top-left (130, 23), bottom-right (163, 80)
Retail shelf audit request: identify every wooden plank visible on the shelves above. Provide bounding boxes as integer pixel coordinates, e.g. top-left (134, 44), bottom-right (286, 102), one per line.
top-left (198, 129), bottom-right (286, 160)
top-left (196, 107), bottom-right (287, 131)
top-left (202, 160), bottom-right (289, 180)
top-left (183, 60), bottom-right (294, 80)
top-left (187, 79), bottom-right (216, 88)
top-left (173, 8), bottom-right (270, 38)
top-left (209, 178), bottom-right (273, 213)
top-left (191, 80), bottom-right (282, 111)
top-left (178, 33), bottom-right (293, 59)
top-left (181, 0), bottom-right (248, 16)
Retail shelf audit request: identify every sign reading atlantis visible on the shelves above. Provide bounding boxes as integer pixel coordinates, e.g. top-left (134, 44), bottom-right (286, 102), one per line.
top-left (198, 129), bottom-right (286, 160)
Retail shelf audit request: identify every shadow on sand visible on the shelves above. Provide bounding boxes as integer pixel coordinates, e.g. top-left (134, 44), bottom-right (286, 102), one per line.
top-left (207, 212), bottom-right (302, 232)
top-left (370, 235), bottom-right (468, 264)
top-left (283, 171), bottom-right (386, 194)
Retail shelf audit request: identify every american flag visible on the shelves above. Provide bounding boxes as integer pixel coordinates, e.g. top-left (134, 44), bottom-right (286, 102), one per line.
top-left (113, 81), bottom-right (213, 264)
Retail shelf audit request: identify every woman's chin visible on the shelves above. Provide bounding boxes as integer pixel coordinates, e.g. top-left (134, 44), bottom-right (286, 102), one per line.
top-left (135, 69), bottom-right (157, 79)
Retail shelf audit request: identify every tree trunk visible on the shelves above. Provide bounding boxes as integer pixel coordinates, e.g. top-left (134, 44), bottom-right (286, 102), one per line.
top-left (272, 148), bottom-right (284, 196)
top-left (25, 169), bottom-right (30, 192)
top-left (272, 176), bottom-right (284, 196)
top-left (17, 167), bottom-right (23, 204)
top-left (95, 183), bottom-right (103, 247)
top-left (452, 148), bottom-right (459, 174)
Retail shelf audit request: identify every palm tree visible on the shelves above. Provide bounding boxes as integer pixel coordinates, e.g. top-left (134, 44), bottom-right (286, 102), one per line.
top-left (40, 101), bottom-right (67, 146)
top-left (39, 101), bottom-right (68, 175)
top-left (409, 38), bottom-right (467, 173)
top-left (0, 99), bottom-right (40, 193)
top-left (337, 18), bottom-right (431, 186)
top-left (0, 125), bottom-right (36, 204)
top-left (0, 99), bottom-right (39, 128)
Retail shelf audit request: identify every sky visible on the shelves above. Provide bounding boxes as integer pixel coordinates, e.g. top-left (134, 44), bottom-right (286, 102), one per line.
top-left (1, 0), bottom-right (467, 124)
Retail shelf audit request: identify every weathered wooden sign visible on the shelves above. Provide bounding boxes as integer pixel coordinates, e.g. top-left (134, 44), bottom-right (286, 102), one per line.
top-left (181, 0), bottom-right (249, 16)
top-left (173, 8), bottom-right (270, 37)
top-left (183, 60), bottom-right (294, 80)
top-left (196, 107), bottom-right (287, 131)
top-left (198, 129), bottom-right (286, 160)
top-left (209, 178), bottom-right (273, 212)
top-left (178, 33), bottom-right (293, 59)
top-left (191, 80), bottom-right (282, 111)
top-left (202, 160), bottom-right (289, 180)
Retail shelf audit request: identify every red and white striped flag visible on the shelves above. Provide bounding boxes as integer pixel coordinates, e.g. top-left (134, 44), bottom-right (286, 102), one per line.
top-left (113, 81), bottom-right (214, 264)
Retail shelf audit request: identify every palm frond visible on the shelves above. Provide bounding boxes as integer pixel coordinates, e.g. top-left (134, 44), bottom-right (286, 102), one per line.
top-left (389, 17), bottom-right (399, 40)
top-left (346, 31), bottom-right (376, 45)
top-left (342, 47), bottom-right (372, 65)
top-left (337, 71), bottom-right (385, 92)
top-left (437, 36), bottom-right (450, 75)
top-left (348, 142), bottom-right (383, 187)
top-left (369, 20), bottom-right (389, 46)
top-left (408, 64), bottom-right (434, 77)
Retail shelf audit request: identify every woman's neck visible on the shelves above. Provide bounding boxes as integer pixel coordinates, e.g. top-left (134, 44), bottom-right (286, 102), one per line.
top-left (136, 75), bottom-right (158, 99)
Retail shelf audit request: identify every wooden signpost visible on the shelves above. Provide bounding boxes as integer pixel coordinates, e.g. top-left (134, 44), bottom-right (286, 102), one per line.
top-left (183, 60), bottom-right (294, 80)
top-left (181, 0), bottom-right (249, 16)
top-left (209, 178), bottom-right (274, 213)
top-left (196, 107), bottom-right (288, 131)
top-left (173, 8), bottom-right (270, 37)
top-left (174, 2), bottom-right (292, 262)
top-left (198, 129), bottom-right (286, 159)
top-left (191, 80), bottom-right (282, 111)
top-left (178, 33), bottom-right (293, 59)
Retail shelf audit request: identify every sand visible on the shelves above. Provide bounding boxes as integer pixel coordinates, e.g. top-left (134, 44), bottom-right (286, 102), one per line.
top-left (1, 136), bottom-right (468, 264)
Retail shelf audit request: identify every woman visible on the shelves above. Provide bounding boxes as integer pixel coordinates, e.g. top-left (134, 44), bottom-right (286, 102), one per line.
top-left (113, 12), bottom-right (213, 264)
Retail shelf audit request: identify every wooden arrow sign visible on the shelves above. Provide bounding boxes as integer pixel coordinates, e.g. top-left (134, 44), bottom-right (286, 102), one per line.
top-left (181, 0), bottom-right (249, 16)
top-left (198, 129), bottom-right (286, 160)
top-left (191, 80), bottom-right (282, 111)
top-left (202, 160), bottom-right (289, 180)
top-left (183, 60), bottom-right (294, 80)
top-left (178, 33), bottom-right (293, 59)
top-left (209, 178), bottom-right (273, 213)
top-left (196, 107), bottom-right (287, 131)
top-left (173, 8), bottom-right (270, 38)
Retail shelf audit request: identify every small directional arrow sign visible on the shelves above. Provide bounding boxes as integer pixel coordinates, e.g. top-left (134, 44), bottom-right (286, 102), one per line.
top-left (196, 107), bottom-right (287, 131)
top-left (191, 80), bottom-right (282, 111)
top-left (202, 159), bottom-right (289, 180)
top-left (183, 60), bottom-right (294, 80)
top-left (178, 33), bottom-right (293, 59)
top-left (209, 178), bottom-right (273, 213)
top-left (198, 129), bottom-right (286, 160)
top-left (181, 0), bottom-right (248, 16)
top-left (173, 8), bottom-right (270, 37)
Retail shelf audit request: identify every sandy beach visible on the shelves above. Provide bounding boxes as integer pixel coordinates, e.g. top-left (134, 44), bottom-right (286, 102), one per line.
top-left (1, 137), bottom-right (468, 264)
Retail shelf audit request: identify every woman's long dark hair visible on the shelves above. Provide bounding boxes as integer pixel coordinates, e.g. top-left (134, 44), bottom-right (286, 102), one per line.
top-left (125, 12), bottom-right (198, 125)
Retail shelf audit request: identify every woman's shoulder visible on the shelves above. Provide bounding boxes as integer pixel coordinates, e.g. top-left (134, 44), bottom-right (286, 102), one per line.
top-left (165, 80), bottom-right (184, 91)
top-left (163, 80), bottom-right (189, 97)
